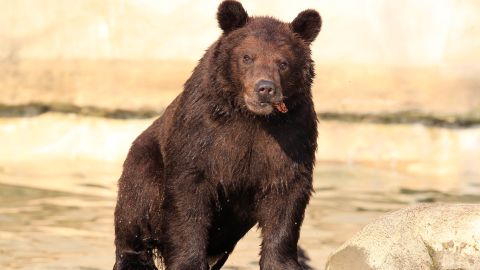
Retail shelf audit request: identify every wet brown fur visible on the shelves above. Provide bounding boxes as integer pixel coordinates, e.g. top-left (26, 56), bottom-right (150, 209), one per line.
top-left (113, 1), bottom-right (321, 269)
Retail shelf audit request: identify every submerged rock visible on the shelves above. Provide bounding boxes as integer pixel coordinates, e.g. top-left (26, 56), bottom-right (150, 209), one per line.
top-left (326, 204), bottom-right (480, 270)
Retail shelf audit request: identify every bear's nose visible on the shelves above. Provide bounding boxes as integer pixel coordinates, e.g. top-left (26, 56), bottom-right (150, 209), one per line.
top-left (254, 80), bottom-right (276, 99)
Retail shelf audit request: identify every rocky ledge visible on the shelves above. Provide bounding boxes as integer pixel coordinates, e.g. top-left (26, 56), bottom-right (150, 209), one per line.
top-left (1, 103), bottom-right (480, 128)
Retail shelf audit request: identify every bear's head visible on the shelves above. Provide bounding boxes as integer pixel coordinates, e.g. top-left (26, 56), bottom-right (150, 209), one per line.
top-left (212, 0), bottom-right (321, 116)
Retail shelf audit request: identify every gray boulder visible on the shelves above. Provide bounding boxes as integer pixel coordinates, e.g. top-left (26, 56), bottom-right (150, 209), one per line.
top-left (326, 204), bottom-right (480, 270)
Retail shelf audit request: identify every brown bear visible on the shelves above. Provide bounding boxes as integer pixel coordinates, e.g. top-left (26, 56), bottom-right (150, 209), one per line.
top-left (113, 1), bottom-right (321, 269)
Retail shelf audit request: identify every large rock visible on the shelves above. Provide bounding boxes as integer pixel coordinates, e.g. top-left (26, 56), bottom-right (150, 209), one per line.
top-left (326, 204), bottom-right (480, 270)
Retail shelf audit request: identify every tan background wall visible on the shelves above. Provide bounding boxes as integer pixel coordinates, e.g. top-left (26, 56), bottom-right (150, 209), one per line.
top-left (1, 0), bottom-right (480, 114)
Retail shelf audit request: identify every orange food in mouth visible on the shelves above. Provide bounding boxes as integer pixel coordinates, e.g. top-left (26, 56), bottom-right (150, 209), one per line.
top-left (273, 102), bottom-right (288, 113)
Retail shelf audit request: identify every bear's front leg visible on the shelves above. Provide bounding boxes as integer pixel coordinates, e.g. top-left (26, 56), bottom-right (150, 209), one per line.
top-left (257, 179), bottom-right (312, 270)
top-left (161, 171), bottom-right (212, 270)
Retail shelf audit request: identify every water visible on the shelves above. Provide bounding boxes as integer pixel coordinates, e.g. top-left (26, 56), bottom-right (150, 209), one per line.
top-left (0, 114), bottom-right (479, 269)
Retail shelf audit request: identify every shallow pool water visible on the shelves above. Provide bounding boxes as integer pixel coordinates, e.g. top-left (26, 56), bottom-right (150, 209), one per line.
top-left (1, 163), bottom-right (479, 269)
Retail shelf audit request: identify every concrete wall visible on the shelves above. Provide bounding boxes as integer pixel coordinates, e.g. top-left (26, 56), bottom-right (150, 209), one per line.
top-left (1, 0), bottom-right (480, 114)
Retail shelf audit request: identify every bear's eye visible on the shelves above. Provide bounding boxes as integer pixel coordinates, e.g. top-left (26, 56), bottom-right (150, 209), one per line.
top-left (279, 61), bottom-right (288, 71)
top-left (243, 55), bottom-right (253, 64)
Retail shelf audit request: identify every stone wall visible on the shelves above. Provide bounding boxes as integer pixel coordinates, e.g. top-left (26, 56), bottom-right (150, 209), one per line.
top-left (1, 0), bottom-right (480, 115)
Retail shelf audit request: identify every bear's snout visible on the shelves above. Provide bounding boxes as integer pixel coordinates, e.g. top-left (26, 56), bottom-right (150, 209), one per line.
top-left (244, 78), bottom-right (285, 115)
top-left (254, 80), bottom-right (276, 102)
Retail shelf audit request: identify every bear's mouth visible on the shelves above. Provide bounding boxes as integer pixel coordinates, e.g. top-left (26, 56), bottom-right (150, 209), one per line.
top-left (244, 96), bottom-right (288, 115)
top-left (244, 98), bottom-right (273, 115)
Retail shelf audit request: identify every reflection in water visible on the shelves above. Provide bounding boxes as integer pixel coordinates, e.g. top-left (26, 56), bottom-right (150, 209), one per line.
top-left (0, 184), bottom-right (113, 269)
top-left (0, 116), bottom-right (479, 269)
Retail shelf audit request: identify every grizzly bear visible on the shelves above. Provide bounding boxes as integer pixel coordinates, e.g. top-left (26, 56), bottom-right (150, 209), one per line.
top-left (113, 1), bottom-right (321, 269)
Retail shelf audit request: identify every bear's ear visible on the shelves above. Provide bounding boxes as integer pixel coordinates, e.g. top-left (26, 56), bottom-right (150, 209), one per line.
top-left (291, 9), bottom-right (322, 44)
top-left (217, 0), bottom-right (248, 33)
